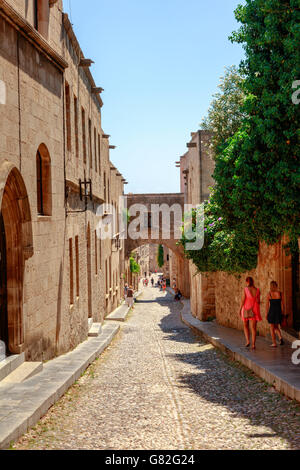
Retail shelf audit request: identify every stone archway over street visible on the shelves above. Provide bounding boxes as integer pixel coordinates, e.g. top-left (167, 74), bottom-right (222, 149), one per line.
top-left (125, 193), bottom-right (190, 297)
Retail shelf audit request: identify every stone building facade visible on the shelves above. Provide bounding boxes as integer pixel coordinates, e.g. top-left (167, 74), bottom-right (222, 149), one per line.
top-left (135, 244), bottom-right (150, 278)
top-left (149, 244), bottom-right (170, 277)
top-left (175, 130), bottom-right (216, 320)
top-left (0, 0), bottom-right (126, 361)
top-left (124, 193), bottom-right (190, 297)
top-left (178, 130), bottom-right (300, 338)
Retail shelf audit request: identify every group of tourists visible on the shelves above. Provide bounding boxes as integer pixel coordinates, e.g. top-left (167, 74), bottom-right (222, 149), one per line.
top-left (240, 277), bottom-right (287, 350)
top-left (142, 277), bottom-right (155, 287)
top-left (158, 277), bottom-right (167, 292)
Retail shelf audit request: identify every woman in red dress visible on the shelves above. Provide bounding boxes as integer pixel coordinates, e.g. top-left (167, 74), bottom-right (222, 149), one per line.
top-left (239, 277), bottom-right (262, 350)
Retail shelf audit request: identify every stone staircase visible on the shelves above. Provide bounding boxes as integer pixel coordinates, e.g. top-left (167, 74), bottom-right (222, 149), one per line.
top-left (0, 353), bottom-right (43, 385)
top-left (88, 318), bottom-right (102, 337)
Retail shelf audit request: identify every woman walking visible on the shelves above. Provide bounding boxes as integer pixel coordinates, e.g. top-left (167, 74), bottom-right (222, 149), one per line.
top-left (266, 281), bottom-right (285, 348)
top-left (239, 277), bottom-right (262, 350)
top-left (125, 285), bottom-right (135, 310)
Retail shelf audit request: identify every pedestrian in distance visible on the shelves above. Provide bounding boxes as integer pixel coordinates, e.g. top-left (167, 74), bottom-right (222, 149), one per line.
top-left (126, 285), bottom-right (135, 309)
top-left (239, 277), bottom-right (262, 350)
top-left (174, 288), bottom-right (182, 301)
top-left (124, 283), bottom-right (128, 300)
top-left (151, 278), bottom-right (154, 287)
top-left (266, 281), bottom-right (285, 348)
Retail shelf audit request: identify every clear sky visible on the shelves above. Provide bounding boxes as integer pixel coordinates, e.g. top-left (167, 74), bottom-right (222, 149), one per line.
top-left (63, 0), bottom-right (245, 194)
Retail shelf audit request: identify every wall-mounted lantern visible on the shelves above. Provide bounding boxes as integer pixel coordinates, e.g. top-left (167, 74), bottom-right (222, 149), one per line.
top-left (79, 178), bottom-right (93, 203)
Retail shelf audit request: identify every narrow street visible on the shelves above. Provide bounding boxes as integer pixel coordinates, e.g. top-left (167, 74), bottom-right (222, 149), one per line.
top-left (14, 286), bottom-right (300, 450)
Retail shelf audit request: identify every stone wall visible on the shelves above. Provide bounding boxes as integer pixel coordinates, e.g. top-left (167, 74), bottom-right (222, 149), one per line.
top-left (214, 240), bottom-right (293, 337)
top-left (189, 262), bottom-right (216, 321)
top-left (0, 1), bottom-right (125, 361)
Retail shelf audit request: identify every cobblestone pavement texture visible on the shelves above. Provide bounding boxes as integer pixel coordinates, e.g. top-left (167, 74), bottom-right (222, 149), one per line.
top-left (13, 287), bottom-right (300, 450)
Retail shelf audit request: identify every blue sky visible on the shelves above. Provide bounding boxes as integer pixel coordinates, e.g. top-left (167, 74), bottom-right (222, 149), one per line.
top-left (63, 0), bottom-right (245, 194)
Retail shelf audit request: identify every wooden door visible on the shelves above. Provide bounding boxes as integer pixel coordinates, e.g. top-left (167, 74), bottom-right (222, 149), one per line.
top-left (0, 213), bottom-right (8, 351)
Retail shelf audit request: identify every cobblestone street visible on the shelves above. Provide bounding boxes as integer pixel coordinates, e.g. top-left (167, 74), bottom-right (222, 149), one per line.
top-left (14, 287), bottom-right (300, 450)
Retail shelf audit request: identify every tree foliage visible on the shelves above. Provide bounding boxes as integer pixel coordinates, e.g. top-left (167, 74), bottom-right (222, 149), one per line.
top-left (201, 65), bottom-right (247, 154)
top-left (130, 256), bottom-right (140, 274)
top-left (157, 245), bottom-right (164, 268)
top-left (181, 0), bottom-right (300, 274)
top-left (226, 0), bottom-right (300, 246)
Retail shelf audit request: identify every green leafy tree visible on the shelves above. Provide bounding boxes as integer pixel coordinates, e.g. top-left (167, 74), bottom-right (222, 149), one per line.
top-left (224, 0), bottom-right (300, 246)
top-left (130, 256), bottom-right (140, 274)
top-left (201, 65), bottom-right (246, 154)
top-left (157, 245), bottom-right (164, 268)
top-left (181, 0), bottom-right (300, 274)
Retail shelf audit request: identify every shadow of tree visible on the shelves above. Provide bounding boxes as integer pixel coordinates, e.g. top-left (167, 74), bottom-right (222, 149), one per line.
top-left (143, 290), bottom-right (300, 449)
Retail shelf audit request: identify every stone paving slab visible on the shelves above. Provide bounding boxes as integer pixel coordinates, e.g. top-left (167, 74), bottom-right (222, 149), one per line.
top-left (0, 322), bottom-right (120, 450)
top-left (106, 303), bottom-right (131, 322)
top-left (106, 290), bottom-right (143, 322)
top-left (181, 299), bottom-right (300, 403)
top-left (88, 323), bottom-right (102, 337)
top-left (2, 362), bottom-right (43, 384)
top-left (0, 353), bottom-right (25, 382)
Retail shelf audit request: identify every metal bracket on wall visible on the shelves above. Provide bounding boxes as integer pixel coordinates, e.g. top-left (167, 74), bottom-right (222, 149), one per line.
top-left (66, 178), bottom-right (93, 215)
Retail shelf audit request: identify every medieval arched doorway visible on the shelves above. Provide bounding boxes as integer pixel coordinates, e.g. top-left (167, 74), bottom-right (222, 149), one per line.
top-left (0, 162), bottom-right (33, 355)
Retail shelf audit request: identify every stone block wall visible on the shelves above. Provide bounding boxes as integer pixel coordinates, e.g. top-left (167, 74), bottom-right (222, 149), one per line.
top-left (214, 240), bottom-right (293, 337)
top-left (0, 1), bottom-right (125, 361)
top-left (189, 262), bottom-right (216, 321)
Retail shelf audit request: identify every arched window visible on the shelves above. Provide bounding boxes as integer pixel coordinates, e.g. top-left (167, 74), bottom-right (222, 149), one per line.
top-left (36, 144), bottom-right (52, 216)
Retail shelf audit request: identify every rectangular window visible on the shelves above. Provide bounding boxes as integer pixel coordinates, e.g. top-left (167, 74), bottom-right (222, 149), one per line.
top-left (34, 0), bottom-right (38, 30)
top-left (89, 119), bottom-right (92, 169)
top-left (95, 230), bottom-right (98, 275)
top-left (65, 82), bottom-right (71, 152)
top-left (105, 259), bottom-right (108, 294)
top-left (99, 233), bottom-right (102, 272)
top-left (82, 107), bottom-right (86, 164)
top-left (75, 236), bottom-right (79, 298)
top-left (94, 127), bottom-right (97, 172)
top-left (109, 256), bottom-right (112, 289)
top-left (98, 134), bottom-right (101, 175)
top-left (74, 96), bottom-right (79, 160)
top-left (69, 238), bottom-right (74, 305)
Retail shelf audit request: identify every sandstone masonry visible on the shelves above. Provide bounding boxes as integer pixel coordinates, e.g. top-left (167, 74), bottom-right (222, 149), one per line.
top-left (0, 0), bottom-right (126, 361)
